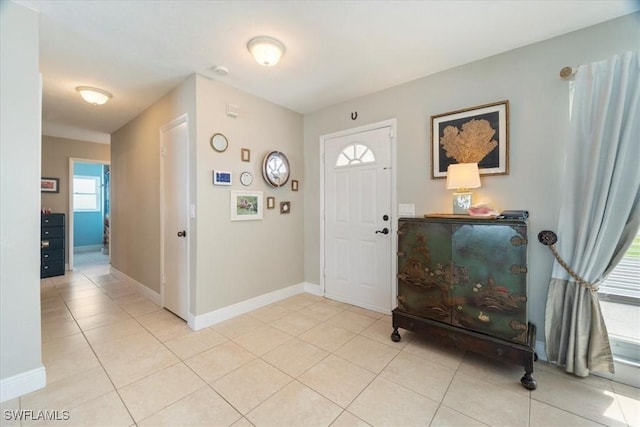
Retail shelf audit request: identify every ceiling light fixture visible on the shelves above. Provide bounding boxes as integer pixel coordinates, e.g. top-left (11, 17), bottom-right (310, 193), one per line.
top-left (76, 86), bottom-right (112, 105)
top-left (247, 36), bottom-right (285, 67)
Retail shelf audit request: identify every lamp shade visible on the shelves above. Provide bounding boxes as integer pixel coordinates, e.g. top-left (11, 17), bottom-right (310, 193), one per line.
top-left (247, 36), bottom-right (285, 66)
top-left (76, 86), bottom-right (112, 105)
top-left (446, 163), bottom-right (481, 190)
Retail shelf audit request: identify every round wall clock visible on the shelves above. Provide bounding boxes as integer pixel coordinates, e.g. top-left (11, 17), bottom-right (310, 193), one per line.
top-left (262, 151), bottom-right (290, 188)
top-left (240, 171), bottom-right (253, 186)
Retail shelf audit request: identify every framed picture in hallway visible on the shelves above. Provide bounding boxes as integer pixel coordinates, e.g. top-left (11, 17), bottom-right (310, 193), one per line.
top-left (41, 177), bottom-right (60, 193)
top-left (431, 100), bottom-right (509, 178)
top-left (231, 190), bottom-right (263, 221)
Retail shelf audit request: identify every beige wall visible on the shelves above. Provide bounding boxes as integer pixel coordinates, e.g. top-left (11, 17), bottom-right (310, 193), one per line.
top-left (194, 76), bottom-right (304, 314)
top-left (41, 136), bottom-right (110, 262)
top-left (302, 12), bottom-right (640, 345)
top-left (110, 74), bottom-right (304, 317)
top-left (110, 75), bottom-right (196, 294)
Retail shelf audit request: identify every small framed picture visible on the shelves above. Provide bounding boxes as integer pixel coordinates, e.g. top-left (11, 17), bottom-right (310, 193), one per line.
top-left (231, 191), bottom-right (263, 221)
top-left (41, 177), bottom-right (59, 193)
top-left (280, 201), bottom-right (291, 214)
top-left (213, 170), bottom-right (232, 186)
top-left (291, 180), bottom-right (299, 191)
top-left (241, 148), bottom-right (251, 162)
top-left (266, 196), bottom-right (275, 209)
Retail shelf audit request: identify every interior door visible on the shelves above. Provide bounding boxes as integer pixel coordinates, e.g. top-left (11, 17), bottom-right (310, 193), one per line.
top-left (323, 126), bottom-right (392, 312)
top-left (161, 118), bottom-right (189, 320)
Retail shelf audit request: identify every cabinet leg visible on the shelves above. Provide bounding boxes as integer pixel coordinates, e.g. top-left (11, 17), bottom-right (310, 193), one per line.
top-left (521, 352), bottom-right (537, 390)
top-left (391, 328), bottom-right (401, 342)
top-left (521, 373), bottom-right (537, 390)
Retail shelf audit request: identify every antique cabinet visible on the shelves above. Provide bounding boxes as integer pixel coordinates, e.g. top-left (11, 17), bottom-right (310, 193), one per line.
top-left (391, 215), bottom-right (537, 389)
top-left (41, 213), bottom-right (65, 278)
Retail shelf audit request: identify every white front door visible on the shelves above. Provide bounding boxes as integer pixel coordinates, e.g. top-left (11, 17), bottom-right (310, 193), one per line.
top-left (323, 125), bottom-right (393, 312)
top-left (160, 117), bottom-right (189, 320)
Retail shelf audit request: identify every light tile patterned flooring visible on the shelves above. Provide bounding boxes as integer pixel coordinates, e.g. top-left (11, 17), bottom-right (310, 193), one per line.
top-left (2, 256), bottom-right (639, 426)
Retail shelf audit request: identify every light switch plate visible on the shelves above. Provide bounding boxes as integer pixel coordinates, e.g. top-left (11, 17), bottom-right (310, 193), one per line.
top-left (399, 203), bottom-right (416, 217)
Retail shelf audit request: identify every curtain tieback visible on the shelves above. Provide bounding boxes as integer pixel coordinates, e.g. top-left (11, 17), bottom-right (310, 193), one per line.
top-left (538, 230), bottom-right (599, 292)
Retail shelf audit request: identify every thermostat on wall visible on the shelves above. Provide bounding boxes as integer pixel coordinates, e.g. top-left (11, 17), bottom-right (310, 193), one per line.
top-left (212, 170), bottom-right (232, 186)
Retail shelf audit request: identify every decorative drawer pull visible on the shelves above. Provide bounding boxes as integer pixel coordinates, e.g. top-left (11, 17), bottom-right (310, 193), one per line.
top-left (510, 236), bottom-right (528, 247)
top-left (510, 264), bottom-right (527, 274)
top-left (41, 241), bottom-right (50, 249)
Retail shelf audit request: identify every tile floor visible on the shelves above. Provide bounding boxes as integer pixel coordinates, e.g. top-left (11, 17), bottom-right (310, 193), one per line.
top-left (1, 257), bottom-right (639, 426)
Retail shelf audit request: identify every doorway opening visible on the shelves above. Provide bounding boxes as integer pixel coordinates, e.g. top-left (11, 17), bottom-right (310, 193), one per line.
top-left (68, 158), bottom-right (111, 271)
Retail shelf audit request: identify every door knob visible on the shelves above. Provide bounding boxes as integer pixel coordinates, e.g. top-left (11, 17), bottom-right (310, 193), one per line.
top-left (177, 230), bottom-right (186, 237)
top-left (375, 228), bottom-right (389, 235)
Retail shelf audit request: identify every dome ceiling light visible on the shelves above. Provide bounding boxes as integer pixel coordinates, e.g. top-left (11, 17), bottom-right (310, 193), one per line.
top-left (76, 86), bottom-right (112, 105)
top-left (247, 36), bottom-right (285, 67)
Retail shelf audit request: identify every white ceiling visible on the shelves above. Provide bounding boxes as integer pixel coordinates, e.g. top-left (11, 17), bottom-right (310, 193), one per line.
top-left (15, 0), bottom-right (639, 144)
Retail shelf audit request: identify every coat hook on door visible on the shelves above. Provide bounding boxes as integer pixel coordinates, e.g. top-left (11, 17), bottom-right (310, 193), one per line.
top-left (351, 112), bottom-right (358, 120)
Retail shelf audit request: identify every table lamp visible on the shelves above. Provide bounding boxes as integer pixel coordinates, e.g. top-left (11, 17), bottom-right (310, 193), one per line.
top-left (446, 163), bottom-right (481, 214)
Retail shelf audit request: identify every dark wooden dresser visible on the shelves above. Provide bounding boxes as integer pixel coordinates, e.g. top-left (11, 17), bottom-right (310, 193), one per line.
top-left (41, 213), bottom-right (65, 278)
top-left (391, 215), bottom-right (537, 389)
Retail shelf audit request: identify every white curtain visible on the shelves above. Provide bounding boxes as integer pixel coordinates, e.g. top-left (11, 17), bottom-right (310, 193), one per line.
top-left (545, 50), bottom-right (640, 376)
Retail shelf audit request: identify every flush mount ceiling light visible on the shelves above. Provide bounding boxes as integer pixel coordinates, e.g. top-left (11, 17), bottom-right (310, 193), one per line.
top-left (247, 36), bottom-right (285, 67)
top-left (76, 86), bottom-right (112, 105)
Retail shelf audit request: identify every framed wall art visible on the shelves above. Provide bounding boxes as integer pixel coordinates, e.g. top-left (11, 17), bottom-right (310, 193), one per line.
top-left (41, 177), bottom-right (60, 193)
top-left (431, 100), bottom-right (509, 178)
top-left (230, 190), bottom-right (263, 221)
top-left (241, 148), bottom-right (251, 162)
top-left (266, 196), bottom-right (275, 209)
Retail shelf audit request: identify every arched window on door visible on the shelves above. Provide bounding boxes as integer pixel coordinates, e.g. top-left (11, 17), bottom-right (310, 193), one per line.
top-left (335, 143), bottom-right (375, 167)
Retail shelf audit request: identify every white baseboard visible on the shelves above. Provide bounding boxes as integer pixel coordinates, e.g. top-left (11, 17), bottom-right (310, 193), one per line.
top-left (593, 359), bottom-right (640, 388)
top-left (304, 282), bottom-right (322, 296)
top-left (0, 365), bottom-right (46, 403)
top-left (109, 267), bottom-right (161, 305)
top-left (189, 282), bottom-right (310, 330)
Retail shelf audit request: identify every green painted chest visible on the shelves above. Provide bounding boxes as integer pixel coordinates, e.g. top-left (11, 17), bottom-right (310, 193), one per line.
top-left (397, 216), bottom-right (529, 343)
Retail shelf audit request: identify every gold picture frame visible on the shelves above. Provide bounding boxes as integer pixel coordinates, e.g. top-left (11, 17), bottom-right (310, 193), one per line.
top-left (431, 100), bottom-right (509, 178)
